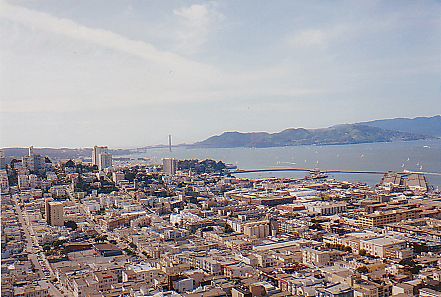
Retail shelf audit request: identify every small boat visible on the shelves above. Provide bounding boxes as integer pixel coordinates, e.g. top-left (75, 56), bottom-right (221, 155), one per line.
top-left (311, 172), bottom-right (328, 179)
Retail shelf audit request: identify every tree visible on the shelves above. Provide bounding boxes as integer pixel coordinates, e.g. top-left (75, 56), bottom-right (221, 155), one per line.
top-left (311, 223), bottom-right (323, 231)
top-left (224, 224), bottom-right (234, 233)
top-left (53, 239), bottom-right (66, 248)
top-left (356, 266), bottom-right (369, 273)
top-left (124, 248), bottom-right (135, 256)
top-left (410, 265), bottom-right (422, 274)
top-left (64, 220), bottom-right (78, 231)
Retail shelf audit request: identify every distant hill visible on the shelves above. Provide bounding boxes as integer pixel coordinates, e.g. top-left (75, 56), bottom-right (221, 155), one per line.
top-left (359, 115), bottom-right (441, 137)
top-left (194, 124), bottom-right (429, 148)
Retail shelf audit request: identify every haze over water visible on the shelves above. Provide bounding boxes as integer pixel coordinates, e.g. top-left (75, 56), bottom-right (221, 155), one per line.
top-left (134, 139), bottom-right (441, 189)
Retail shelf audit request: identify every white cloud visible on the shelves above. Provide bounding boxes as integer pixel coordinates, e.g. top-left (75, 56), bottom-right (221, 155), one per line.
top-left (1, 0), bottom-right (440, 147)
top-left (173, 3), bottom-right (224, 54)
top-left (0, 1), bottom-right (211, 75)
top-left (0, 0), bottom-right (323, 114)
top-left (286, 25), bottom-right (351, 49)
top-left (0, 0), bottom-right (225, 113)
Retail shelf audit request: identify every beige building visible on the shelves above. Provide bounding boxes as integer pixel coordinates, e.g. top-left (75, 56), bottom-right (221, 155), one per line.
top-left (70, 271), bottom-right (118, 297)
top-left (306, 202), bottom-right (347, 215)
top-left (14, 284), bottom-right (49, 297)
top-left (353, 280), bottom-right (392, 297)
top-left (302, 248), bottom-right (331, 267)
top-left (243, 220), bottom-right (270, 239)
top-left (122, 264), bottom-right (165, 287)
top-left (359, 237), bottom-right (410, 259)
top-left (357, 209), bottom-right (419, 228)
top-left (323, 232), bottom-right (376, 254)
top-left (46, 201), bottom-right (64, 226)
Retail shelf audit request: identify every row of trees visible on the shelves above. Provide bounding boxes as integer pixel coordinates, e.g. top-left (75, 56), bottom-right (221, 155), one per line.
top-left (178, 159), bottom-right (227, 174)
top-left (324, 242), bottom-right (353, 252)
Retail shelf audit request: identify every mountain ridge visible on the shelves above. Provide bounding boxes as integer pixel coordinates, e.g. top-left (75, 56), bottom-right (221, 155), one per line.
top-left (2, 116), bottom-right (439, 155)
top-left (360, 115), bottom-right (441, 137)
top-left (193, 116), bottom-right (440, 148)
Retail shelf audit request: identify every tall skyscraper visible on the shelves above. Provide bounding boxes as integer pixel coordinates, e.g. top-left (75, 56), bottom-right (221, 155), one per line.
top-left (0, 149), bottom-right (6, 169)
top-left (92, 146), bottom-right (108, 166)
top-left (45, 200), bottom-right (64, 226)
top-left (98, 152), bottom-right (112, 171)
top-left (163, 158), bottom-right (177, 175)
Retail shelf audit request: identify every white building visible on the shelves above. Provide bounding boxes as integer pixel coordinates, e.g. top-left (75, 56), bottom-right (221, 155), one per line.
top-left (302, 248), bottom-right (331, 267)
top-left (359, 237), bottom-right (410, 259)
top-left (92, 146), bottom-right (108, 166)
top-left (98, 153), bottom-right (112, 171)
top-left (163, 158), bottom-right (177, 175)
top-left (0, 149), bottom-right (6, 169)
top-left (306, 202), bottom-right (347, 215)
top-left (243, 220), bottom-right (271, 239)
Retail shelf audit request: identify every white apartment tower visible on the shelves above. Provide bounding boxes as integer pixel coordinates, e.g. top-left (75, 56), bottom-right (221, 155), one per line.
top-left (98, 153), bottom-right (113, 171)
top-left (0, 149), bottom-right (5, 169)
top-left (163, 158), bottom-right (177, 175)
top-left (92, 146), bottom-right (108, 166)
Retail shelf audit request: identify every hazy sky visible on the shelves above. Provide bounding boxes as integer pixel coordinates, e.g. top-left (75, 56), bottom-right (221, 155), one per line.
top-left (1, 0), bottom-right (440, 148)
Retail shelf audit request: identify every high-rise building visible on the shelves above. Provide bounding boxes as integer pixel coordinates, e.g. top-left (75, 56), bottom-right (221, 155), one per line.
top-left (98, 153), bottom-right (112, 171)
top-left (0, 149), bottom-right (6, 169)
top-left (45, 200), bottom-right (64, 226)
top-left (163, 158), bottom-right (177, 175)
top-left (92, 146), bottom-right (108, 166)
top-left (22, 146), bottom-right (44, 172)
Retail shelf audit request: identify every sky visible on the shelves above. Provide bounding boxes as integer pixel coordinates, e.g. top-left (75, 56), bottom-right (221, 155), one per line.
top-left (1, 0), bottom-right (440, 148)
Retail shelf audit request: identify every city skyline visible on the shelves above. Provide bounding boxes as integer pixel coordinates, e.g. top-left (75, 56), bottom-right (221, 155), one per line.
top-left (1, 0), bottom-right (441, 147)
top-left (1, 2), bottom-right (440, 295)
